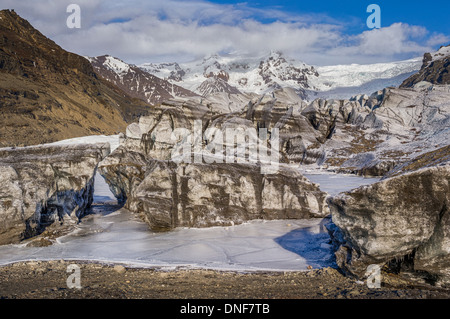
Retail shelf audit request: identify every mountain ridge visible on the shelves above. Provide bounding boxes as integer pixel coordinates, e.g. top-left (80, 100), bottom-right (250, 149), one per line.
top-left (140, 51), bottom-right (422, 101)
top-left (0, 9), bottom-right (151, 147)
top-left (89, 55), bottom-right (199, 105)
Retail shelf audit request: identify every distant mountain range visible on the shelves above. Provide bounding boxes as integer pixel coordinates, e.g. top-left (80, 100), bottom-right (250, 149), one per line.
top-left (139, 51), bottom-right (422, 101)
top-left (89, 51), bottom-right (422, 103)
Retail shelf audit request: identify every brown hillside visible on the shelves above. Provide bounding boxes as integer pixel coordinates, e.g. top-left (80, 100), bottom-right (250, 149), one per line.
top-left (0, 9), bottom-right (151, 147)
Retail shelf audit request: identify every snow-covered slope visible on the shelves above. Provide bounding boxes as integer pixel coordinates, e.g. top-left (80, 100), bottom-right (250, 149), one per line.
top-left (89, 55), bottom-right (198, 105)
top-left (140, 52), bottom-right (422, 101)
top-left (307, 58), bottom-right (422, 99)
top-left (429, 44), bottom-right (450, 63)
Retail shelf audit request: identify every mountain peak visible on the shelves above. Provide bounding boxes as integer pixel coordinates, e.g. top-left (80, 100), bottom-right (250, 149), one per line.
top-left (267, 50), bottom-right (284, 59)
top-left (139, 50), bottom-right (423, 100)
top-left (0, 9), bottom-right (23, 24)
top-left (140, 51), bottom-right (317, 98)
top-left (0, 9), bottom-right (53, 47)
top-left (94, 55), bottom-right (133, 74)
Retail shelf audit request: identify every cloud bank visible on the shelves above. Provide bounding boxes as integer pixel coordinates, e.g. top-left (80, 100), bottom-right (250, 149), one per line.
top-left (2, 0), bottom-right (448, 65)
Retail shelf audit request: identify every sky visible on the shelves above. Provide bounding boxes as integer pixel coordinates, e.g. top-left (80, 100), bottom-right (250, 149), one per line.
top-left (1, 0), bottom-right (449, 66)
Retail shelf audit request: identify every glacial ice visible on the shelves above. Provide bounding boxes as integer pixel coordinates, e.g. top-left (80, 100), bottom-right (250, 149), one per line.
top-left (0, 135), bottom-right (380, 272)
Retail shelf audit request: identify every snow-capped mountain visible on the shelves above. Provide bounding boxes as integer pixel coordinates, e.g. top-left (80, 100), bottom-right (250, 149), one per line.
top-left (141, 51), bottom-right (319, 99)
top-left (140, 51), bottom-right (422, 101)
top-left (89, 55), bottom-right (198, 105)
top-left (88, 51), bottom-right (423, 104)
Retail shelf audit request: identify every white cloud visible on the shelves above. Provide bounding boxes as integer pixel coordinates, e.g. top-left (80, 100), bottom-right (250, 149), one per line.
top-left (324, 23), bottom-right (432, 64)
top-left (426, 33), bottom-right (450, 47)
top-left (2, 0), bottom-right (447, 65)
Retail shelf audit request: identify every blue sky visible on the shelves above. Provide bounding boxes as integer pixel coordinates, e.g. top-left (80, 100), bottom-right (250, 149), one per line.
top-left (2, 0), bottom-right (449, 65)
top-left (210, 0), bottom-right (450, 35)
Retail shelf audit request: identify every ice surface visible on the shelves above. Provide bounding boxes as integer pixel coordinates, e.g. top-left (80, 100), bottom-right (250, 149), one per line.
top-left (302, 172), bottom-right (380, 197)
top-left (0, 135), bottom-right (380, 272)
top-left (0, 169), bottom-right (377, 271)
top-left (0, 207), bottom-right (335, 271)
top-left (47, 134), bottom-right (121, 152)
top-left (309, 58), bottom-right (421, 91)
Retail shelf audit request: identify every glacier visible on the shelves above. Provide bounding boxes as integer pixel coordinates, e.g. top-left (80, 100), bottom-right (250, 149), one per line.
top-left (0, 135), bottom-right (380, 272)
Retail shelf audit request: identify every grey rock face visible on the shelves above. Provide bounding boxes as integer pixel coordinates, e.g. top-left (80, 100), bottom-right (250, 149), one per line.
top-left (314, 84), bottom-right (450, 176)
top-left (0, 143), bottom-right (110, 244)
top-left (327, 165), bottom-right (450, 283)
top-left (197, 77), bottom-right (241, 96)
top-left (99, 148), bottom-right (330, 231)
top-left (98, 94), bottom-right (331, 231)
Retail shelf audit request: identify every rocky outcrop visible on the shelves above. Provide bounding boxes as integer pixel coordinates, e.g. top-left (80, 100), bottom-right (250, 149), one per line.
top-left (100, 154), bottom-right (329, 231)
top-left (0, 143), bottom-right (110, 245)
top-left (401, 45), bottom-right (450, 87)
top-left (327, 164), bottom-right (450, 285)
top-left (197, 77), bottom-right (241, 96)
top-left (98, 94), bottom-right (331, 231)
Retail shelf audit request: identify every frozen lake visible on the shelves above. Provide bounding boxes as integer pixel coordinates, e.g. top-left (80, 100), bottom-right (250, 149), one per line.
top-left (0, 135), bottom-right (380, 272)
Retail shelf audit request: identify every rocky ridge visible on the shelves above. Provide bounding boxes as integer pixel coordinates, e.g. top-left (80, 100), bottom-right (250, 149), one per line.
top-left (401, 44), bottom-right (450, 87)
top-left (89, 55), bottom-right (199, 105)
top-left (0, 9), bottom-right (151, 147)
